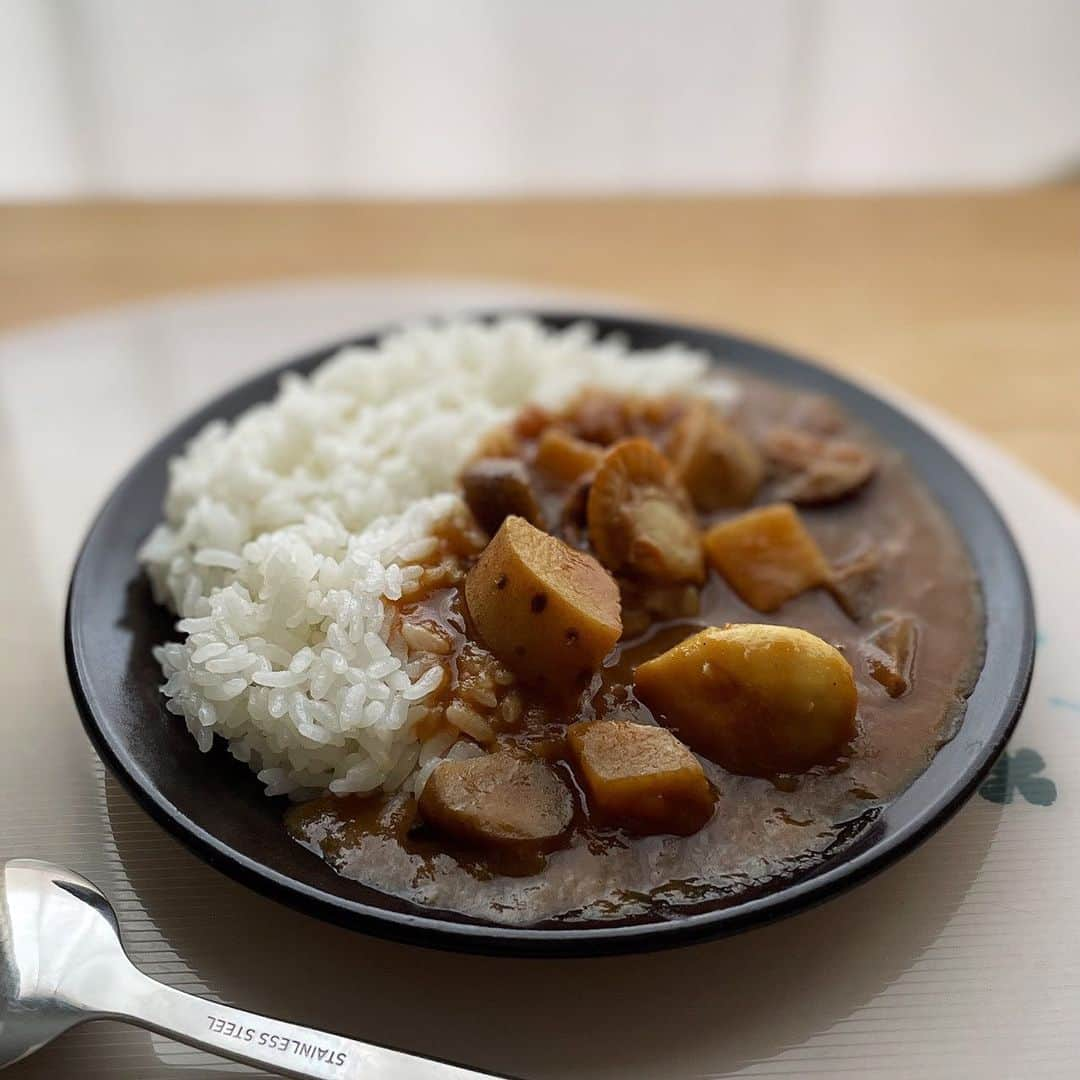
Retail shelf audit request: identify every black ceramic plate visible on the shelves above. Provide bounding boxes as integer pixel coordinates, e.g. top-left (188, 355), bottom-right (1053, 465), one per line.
top-left (66, 311), bottom-right (1034, 957)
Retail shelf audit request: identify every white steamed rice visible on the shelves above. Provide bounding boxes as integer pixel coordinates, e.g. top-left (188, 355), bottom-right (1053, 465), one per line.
top-left (140, 317), bottom-right (721, 798)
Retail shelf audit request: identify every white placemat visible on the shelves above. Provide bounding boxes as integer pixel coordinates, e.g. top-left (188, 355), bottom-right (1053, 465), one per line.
top-left (0, 280), bottom-right (1076, 1079)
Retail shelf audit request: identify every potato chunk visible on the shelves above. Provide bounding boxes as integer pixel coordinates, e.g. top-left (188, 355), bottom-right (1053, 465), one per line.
top-left (704, 503), bottom-right (829, 612)
top-left (666, 400), bottom-right (763, 511)
top-left (587, 438), bottom-right (704, 585)
top-left (419, 750), bottom-right (573, 851)
top-left (465, 515), bottom-right (621, 688)
top-left (634, 625), bottom-right (857, 776)
top-left (462, 458), bottom-right (545, 537)
top-left (535, 427), bottom-right (604, 485)
top-left (567, 720), bottom-right (714, 835)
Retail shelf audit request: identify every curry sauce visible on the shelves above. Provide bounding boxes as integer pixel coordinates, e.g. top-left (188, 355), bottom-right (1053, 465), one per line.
top-left (287, 374), bottom-right (983, 925)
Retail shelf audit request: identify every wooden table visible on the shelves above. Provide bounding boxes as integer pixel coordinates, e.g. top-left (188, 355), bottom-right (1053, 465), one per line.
top-left (2, 190), bottom-right (1077, 498)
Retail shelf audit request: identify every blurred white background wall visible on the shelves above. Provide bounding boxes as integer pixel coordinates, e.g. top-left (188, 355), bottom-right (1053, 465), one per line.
top-left (3, 0), bottom-right (1080, 199)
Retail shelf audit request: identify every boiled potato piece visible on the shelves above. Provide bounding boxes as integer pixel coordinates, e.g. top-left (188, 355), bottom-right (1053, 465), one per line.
top-left (462, 458), bottom-right (545, 537)
top-left (666, 400), bottom-right (763, 511)
top-left (567, 719), bottom-right (714, 835)
top-left (587, 438), bottom-right (704, 585)
top-left (535, 427), bottom-right (604, 485)
top-left (634, 624), bottom-right (857, 776)
top-left (465, 515), bottom-right (621, 688)
top-left (419, 750), bottom-right (573, 851)
top-left (704, 503), bottom-right (829, 612)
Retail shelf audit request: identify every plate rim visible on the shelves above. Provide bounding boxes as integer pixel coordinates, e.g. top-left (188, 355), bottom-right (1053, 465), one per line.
top-left (65, 308), bottom-right (1035, 957)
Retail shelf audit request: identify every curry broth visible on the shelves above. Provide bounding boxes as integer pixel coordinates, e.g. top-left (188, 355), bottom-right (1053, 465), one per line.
top-left (287, 375), bottom-right (983, 925)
